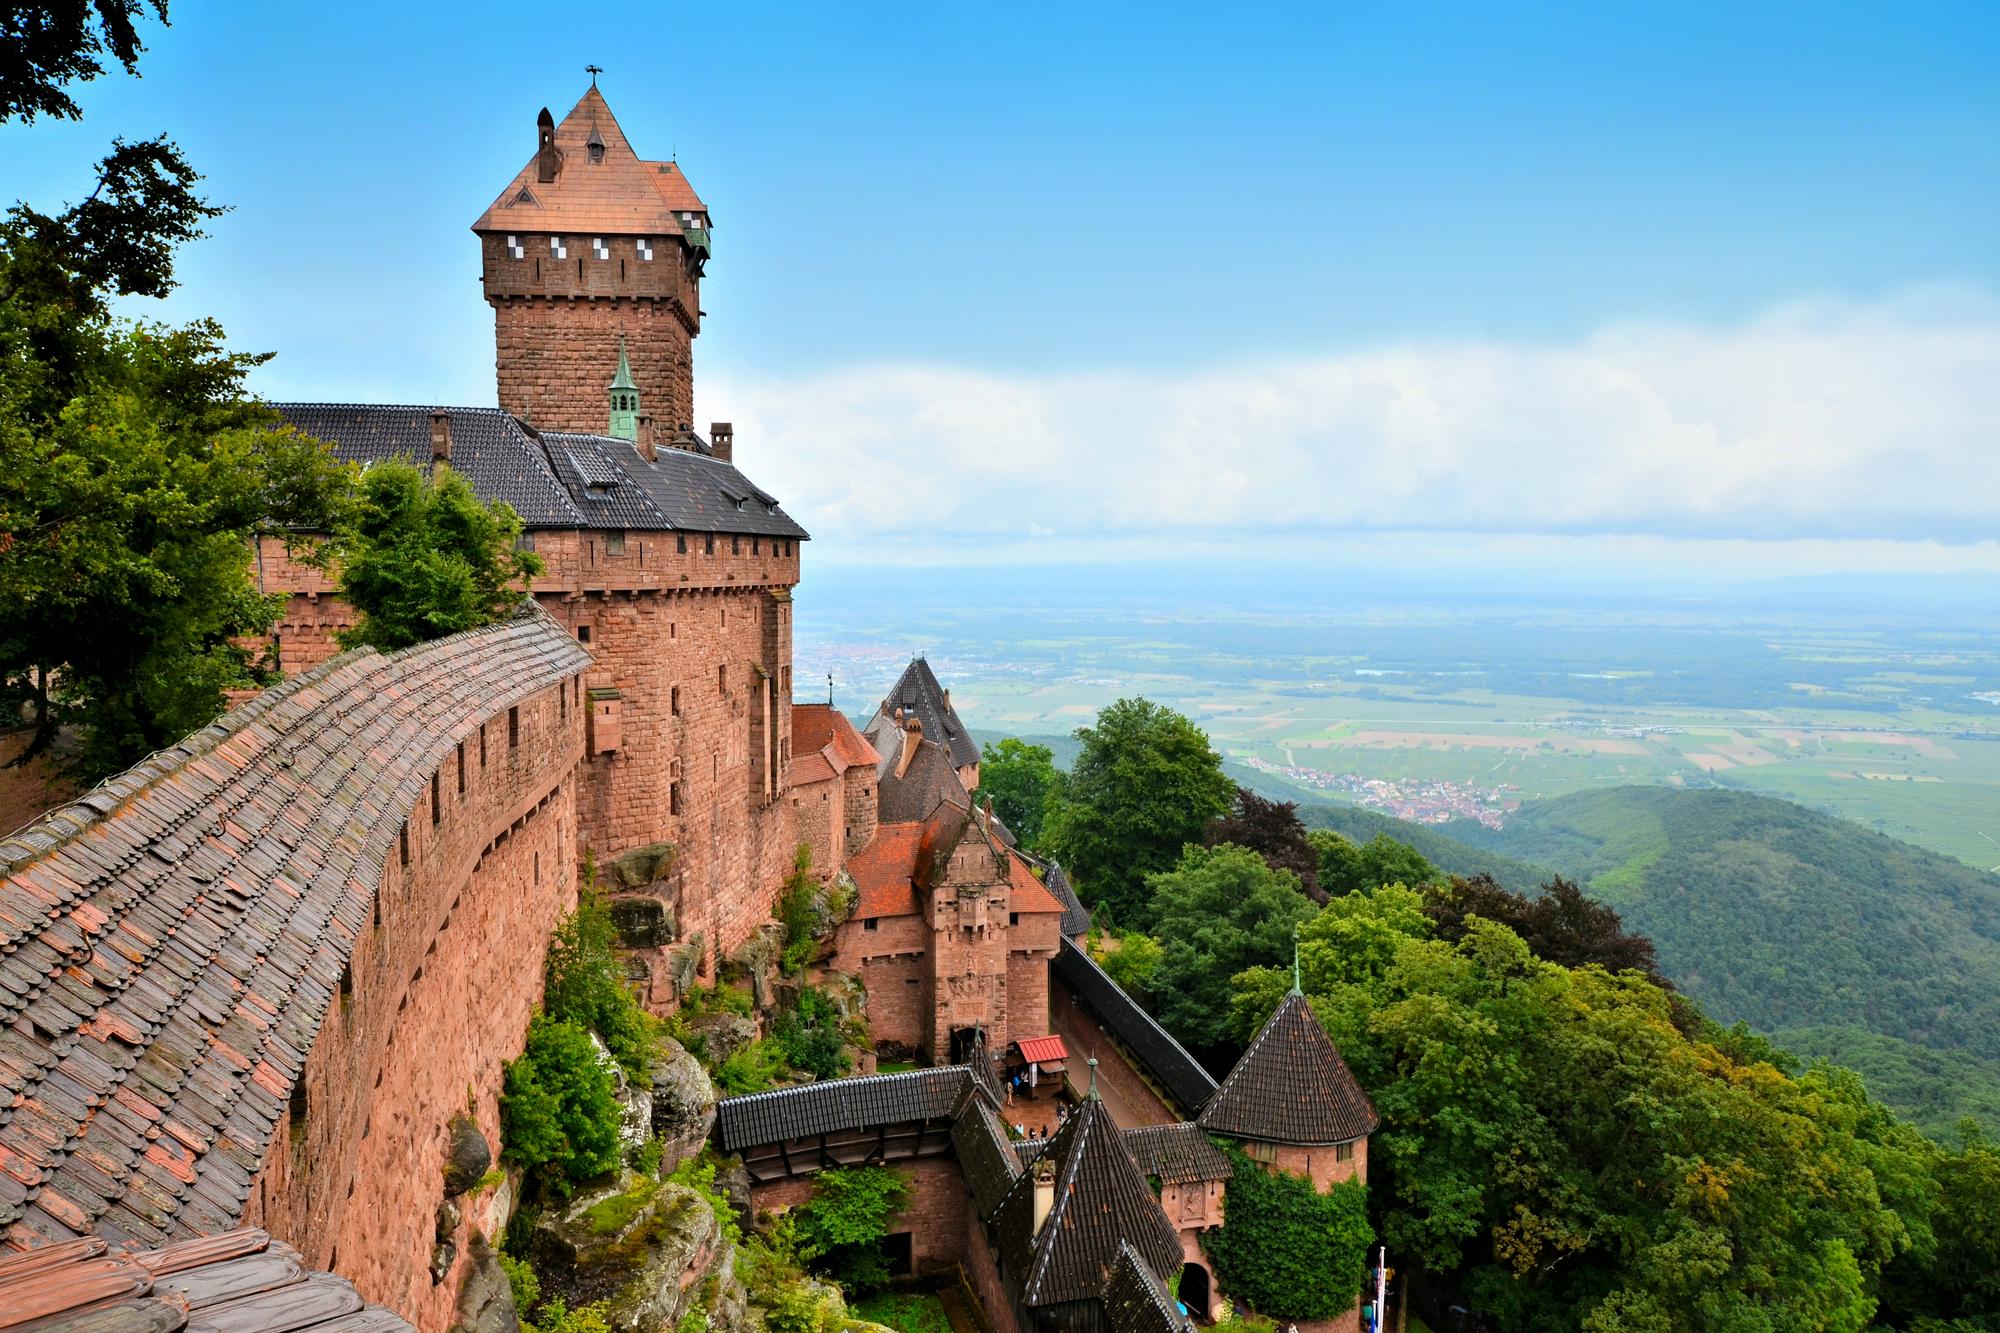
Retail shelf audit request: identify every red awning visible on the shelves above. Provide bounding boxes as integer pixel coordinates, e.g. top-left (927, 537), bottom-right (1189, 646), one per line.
top-left (1015, 1035), bottom-right (1068, 1065)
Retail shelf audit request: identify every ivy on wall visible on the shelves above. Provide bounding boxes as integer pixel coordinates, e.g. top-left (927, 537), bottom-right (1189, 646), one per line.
top-left (1201, 1142), bottom-right (1373, 1319)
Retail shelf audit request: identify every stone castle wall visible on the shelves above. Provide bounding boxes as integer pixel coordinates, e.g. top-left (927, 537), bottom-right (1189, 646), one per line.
top-left (239, 676), bottom-right (585, 1330)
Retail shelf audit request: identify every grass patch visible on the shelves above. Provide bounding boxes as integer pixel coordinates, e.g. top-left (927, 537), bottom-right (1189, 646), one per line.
top-left (579, 1177), bottom-right (659, 1235)
top-left (850, 1293), bottom-right (952, 1333)
top-left (875, 1061), bottom-right (918, 1074)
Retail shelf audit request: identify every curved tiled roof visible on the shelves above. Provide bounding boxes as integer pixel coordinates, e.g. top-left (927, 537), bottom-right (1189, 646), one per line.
top-left (1197, 991), bottom-right (1378, 1146)
top-left (0, 606), bottom-right (590, 1248)
top-left (0, 1228), bottom-right (411, 1332)
top-left (1052, 940), bottom-right (1217, 1117)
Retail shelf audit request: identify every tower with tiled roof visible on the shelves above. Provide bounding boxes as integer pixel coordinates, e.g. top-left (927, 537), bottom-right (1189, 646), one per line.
top-left (1196, 955), bottom-right (1379, 1192)
top-left (473, 87), bottom-right (710, 442)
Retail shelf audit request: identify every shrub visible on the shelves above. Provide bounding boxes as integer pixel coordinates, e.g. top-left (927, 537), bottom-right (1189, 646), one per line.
top-left (500, 1016), bottom-right (622, 1189)
top-left (777, 845), bottom-right (819, 975)
top-left (1200, 1143), bottom-right (1371, 1319)
top-left (714, 1039), bottom-right (788, 1096)
top-left (498, 1252), bottom-right (540, 1315)
top-left (773, 986), bottom-right (851, 1082)
top-left (667, 1150), bottom-right (743, 1246)
top-left (788, 1166), bottom-right (909, 1296)
top-left (545, 871), bottom-right (657, 1078)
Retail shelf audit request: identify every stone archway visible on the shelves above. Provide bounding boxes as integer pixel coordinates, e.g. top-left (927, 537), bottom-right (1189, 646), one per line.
top-left (1179, 1262), bottom-right (1212, 1321)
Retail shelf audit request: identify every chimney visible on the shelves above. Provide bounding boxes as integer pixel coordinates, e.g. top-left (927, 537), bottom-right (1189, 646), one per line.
top-left (430, 409), bottom-right (451, 462)
top-left (1031, 1159), bottom-right (1057, 1237)
top-left (635, 414), bottom-right (655, 463)
top-left (942, 688), bottom-right (951, 709)
top-left (710, 421), bottom-right (734, 463)
top-left (894, 716), bottom-right (923, 780)
top-left (536, 108), bottom-right (559, 183)
top-left (672, 423), bottom-right (700, 454)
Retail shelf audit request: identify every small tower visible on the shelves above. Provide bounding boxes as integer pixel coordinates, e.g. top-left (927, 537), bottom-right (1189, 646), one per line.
top-left (607, 338), bottom-right (640, 441)
top-left (473, 86), bottom-right (711, 436)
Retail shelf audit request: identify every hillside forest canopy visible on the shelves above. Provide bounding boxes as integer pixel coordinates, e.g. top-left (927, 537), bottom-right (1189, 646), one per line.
top-left (1032, 695), bottom-right (2000, 1332)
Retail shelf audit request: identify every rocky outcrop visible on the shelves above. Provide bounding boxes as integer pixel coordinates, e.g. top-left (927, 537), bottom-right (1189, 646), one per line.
top-left (452, 1234), bottom-right (522, 1333)
top-left (607, 842), bottom-right (677, 889)
top-left (650, 1038), bottom-right (716, 1173)
top-left (686, 1012), bottom-right (756, 1065)
top-left (531, 1173), bottom-right (745, 1333)
top-left (444, 1116), bottom-right (495, 1196)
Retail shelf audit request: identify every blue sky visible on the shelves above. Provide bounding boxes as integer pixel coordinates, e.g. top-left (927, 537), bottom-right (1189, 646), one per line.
top-left (5, 1), bottom-right (1998, 576)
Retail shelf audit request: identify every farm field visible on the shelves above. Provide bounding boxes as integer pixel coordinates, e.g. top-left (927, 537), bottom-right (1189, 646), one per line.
top-left (796, 581), bottom-right (2000, 870)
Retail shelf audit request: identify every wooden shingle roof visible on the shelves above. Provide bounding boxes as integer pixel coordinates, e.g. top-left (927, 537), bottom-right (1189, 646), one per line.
top-left (0, 606), bottom-right (589, 1249)
top-left (1196, 992), bottom-right (1378, 1146)
top-left (0, 1227), bottom-right (411, 1332)
top-left (991, 1097), bottom-right (1184, 1309)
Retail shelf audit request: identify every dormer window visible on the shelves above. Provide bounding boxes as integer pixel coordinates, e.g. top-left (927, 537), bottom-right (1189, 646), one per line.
top-left (592, 237), bottom-right (609, 260)
top-left (506, 235), bottom-right (525, 260)
top-left (637, 238), bottom-right (654, 261)
top-left (586, 123), bottom-right (606, 165)
top-left (550, 236), bottom-right (567, 259)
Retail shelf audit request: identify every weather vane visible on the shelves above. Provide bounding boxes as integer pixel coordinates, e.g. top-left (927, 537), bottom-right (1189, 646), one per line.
top-left (586, 64), bottom-right (603, 86)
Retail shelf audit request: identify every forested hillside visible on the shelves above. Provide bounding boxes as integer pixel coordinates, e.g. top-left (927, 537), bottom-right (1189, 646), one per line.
top-left (1295, 802), bottom-right (1551, 890)
top-left (1452, 786), bottom-right (2000, 1134)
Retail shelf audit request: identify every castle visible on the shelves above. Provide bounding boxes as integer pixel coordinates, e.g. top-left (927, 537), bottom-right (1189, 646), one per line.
top-left (0, 86), bottom-right (1377, 1333)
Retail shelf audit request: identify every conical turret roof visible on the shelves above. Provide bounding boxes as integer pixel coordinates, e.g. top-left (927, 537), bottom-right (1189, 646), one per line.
top-left (472, 87), bottom-right (697, 236)
top-left (1197, 991), bottom-right (1378, 1145)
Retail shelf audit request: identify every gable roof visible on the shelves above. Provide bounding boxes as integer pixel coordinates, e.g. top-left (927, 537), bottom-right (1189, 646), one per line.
top-left (790, 706), bottom-right (879, 782)
top-left (991, 1096), bottom-right (1184, 1308)
top-left (1197, 991), bottom-right (1378, 1146)
top-left (951, 1094), bottom-right (1022, 1221)
top-left (275, 405), bottom-right (809, 539)
top-left (875, 738), bottom-right (968, 824)
top-left (877, 659), bottom-right (979, 771)
top-left (472, 88), bottom-right (692, 238)
top-left (0, 1228), bottom-right (412, 1333)
top-left (1052, 939), bottom-right (1218, 1118)
top-left (0, 605), bottom-right (589, 1249)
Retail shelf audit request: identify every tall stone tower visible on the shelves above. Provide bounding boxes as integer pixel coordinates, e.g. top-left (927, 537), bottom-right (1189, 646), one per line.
top-left (472, 87), bottom-right (709, 437)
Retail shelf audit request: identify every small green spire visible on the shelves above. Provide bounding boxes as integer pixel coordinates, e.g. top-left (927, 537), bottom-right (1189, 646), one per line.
top-left (1291, 923), bottom-right (1302, 996)
top-left (1086, 1056), bottom-right (1100, 1101)
top-left (607, 336), bottom-right (640, 441)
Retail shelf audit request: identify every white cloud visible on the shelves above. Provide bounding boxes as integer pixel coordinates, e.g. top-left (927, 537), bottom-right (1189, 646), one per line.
top-left (698, 287), bottom-right (2000, 552)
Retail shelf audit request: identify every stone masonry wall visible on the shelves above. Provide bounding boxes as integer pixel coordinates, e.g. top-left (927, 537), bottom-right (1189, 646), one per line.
top-left (833, 915), bottom-right (931, 1054)
top-left (491, 297), bottom-right (694, 435)
top-left (239, 676), bottom-right (585, 1331)
top-left (1272, 1138), bottom-right (1368, 1193)
top-left (748, 1157), bottom-right (970, 1276)
top-left (790, 777), bottom-right (838, 890)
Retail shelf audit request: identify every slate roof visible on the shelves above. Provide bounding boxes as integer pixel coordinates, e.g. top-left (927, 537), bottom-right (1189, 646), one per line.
top-left (1118, 1124), bottom-right (1230, 1184)
top-left (1033, 858), bottom-right (1092, 938)
top-left (950, 1094), bottom-right (1021, 1221)
top-left (1052, 940), bottom-right (1218, 1117)
top-left (1197, 991), bottom-right (1378, 1146)
top-left (714, 1067), bottom-right (970, 1153)
top-left (991, 1097), bottom-right (1184, 1309)
top-left (0, 1227), bottom-right (411, 1333)
top-left (274, 405), bottom-right (809, 539)
top-left (0, 605), bottom-right (590, 1249)
top-left (472, 88), bottom-right (695, 237)
top-left (876, 659), bottom-right (979, 772)
top-left (875, 739), bottom-right (968, 825)
top-left (1103, 1243), bottom-right (1194, 1333)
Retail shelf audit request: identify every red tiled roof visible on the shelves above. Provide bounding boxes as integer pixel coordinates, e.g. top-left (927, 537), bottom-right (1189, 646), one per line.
top-left (0, 1227), bottom-right (412, 1332)
top-left (790, 752), bottom-right (838, 786)
top-left (846, 825), bottom-right (924, 919)
top-left (643, 160), bottom-right (707, 214)
top-left (472, 88), bottom-right (694, 237)
top-left (1014, 1036), bottom-right (1067, 1064)
top-left (1008, 854), bottom-right (1067, 916)
top-left (791, 705), bottom-right (879, 782)
top-left (0, 605), bottom-right (589, 1249)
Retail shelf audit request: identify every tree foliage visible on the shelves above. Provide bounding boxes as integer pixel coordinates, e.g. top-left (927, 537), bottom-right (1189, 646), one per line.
top-left (1094, 930), bottom-right (1165, 1005)
top-left (543, 874), bottom-right (656, 1079)
top-left (1147, 843), bottom-right (1316, 1058)
top-left (1309, 828), bottom-right (1440, 897)
top-left (333, 460), bottom-right (541, 651)
top-left (1043, 697), bottom-right (1234, 927)
top-left (2, 0), bottom-right (169, 124)
top-left (1425, 873), bottom-right (1665, 986)
top-left (772, 985), bottom-right (851, 1082)
top-left (1, 113), bottom-right (351, 780)
top-left (1207, 786), bottom-right (1322, 899)
top-left (500, 1015), bottom-right (622, 1190)
top-left (974, 737), bottom-right (1060, 849)
top-left (786, 1166), bottom-right (909, 1295)
top-left (1201, 1145), bottom-right (1372, 1319)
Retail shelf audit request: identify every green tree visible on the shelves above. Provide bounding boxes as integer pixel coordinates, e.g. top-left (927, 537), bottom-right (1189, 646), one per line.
top-left (773, 985), bottom-right (851, 1082)
top-left (1201, 1145), bottom-right (1372, 1319)
top-left (1309, 829), bottom-right (1439, 896)
top-left (542, 876), bottom-right (657, 1079)
top-left (1095, 931), bottom-right (1165, 1005)
top-left (974, 737), bottom-right (1061, 848)
top-left (1043, 698), bottom-right (1234, 927)
top-left (2, 1), bottom-right (168, 124)
top-left (500, 1015), bottom-right (622, 1190)
top-left (787, 1166), bottom-right (909, 1295)
top-left (1, 106), bottom-right (352, 780)
top-left (333, 460), bottom-right (541, 650)
top-left (1148, 844), bottom-right (1316, 1054)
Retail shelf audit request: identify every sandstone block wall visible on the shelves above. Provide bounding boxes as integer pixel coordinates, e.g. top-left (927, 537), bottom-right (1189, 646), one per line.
top-left (490, 298), bottom-right (694, 434)
top-left (239, 676), bottom-right (585, 1330)
top-left (790, 777), bottom-right (838, 888)
top-left (1272, 1138), bottom-right (1368, 1193)
top-left (834, 916), bottom-right (930, 1053)
top-left (748, 1157), bottom-right (970, 1277)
